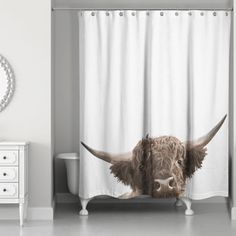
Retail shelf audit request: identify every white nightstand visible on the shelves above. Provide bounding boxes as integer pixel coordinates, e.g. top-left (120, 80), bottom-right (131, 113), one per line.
top-left (0, 142), bottom-right (29, 226)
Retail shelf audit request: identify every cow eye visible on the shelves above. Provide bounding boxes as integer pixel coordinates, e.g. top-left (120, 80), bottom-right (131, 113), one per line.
top-left (139, 164), bottom-right (144, 171)
top-left (177, 160), bottom-right (182, 165)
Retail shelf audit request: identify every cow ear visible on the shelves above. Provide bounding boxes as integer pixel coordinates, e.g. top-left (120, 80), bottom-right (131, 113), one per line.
top-left (185, 146), bottom-right (207, 177)
top-left (184, 115), bottom-right (226, 177)
top-left (110, 161), bottom-right (133, 186)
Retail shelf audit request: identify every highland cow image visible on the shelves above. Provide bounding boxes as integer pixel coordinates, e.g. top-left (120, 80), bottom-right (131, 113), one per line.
top-left (81, 115), bottom-right (226, 199)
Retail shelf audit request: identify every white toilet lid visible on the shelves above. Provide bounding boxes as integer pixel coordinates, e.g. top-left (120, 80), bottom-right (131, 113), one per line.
top-left (56, 152), bottom-right (80, 160)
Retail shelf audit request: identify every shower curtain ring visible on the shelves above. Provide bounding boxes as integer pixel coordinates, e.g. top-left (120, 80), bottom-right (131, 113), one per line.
top-left (188, 8), bottom-right (191, 16)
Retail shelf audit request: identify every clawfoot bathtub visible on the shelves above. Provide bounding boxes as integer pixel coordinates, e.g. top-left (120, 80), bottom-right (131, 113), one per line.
top-left (56, 153), bottom-right (194, 216)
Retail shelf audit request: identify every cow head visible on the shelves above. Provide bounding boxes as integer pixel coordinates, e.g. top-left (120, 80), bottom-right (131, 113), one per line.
top-left (81, 115), bottom-right (226, 198)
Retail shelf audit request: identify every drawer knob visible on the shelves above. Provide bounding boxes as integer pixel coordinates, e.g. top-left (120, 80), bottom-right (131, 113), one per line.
top-left (3, 173), bottom-right (7, 176)
top-left (3, 188), bottom-right (6, 192)
top-left (3, 156), bottom-right (6, 160)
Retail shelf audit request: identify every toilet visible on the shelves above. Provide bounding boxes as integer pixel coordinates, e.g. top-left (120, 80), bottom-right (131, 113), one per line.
top-left (56, 153), bottom-right (80, 195)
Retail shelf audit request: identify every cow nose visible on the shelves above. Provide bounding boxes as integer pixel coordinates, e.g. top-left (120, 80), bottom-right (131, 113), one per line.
top-left (155, 177), bottom-right (174, 191)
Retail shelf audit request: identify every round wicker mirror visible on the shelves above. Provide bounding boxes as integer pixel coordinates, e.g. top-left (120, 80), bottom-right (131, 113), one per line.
top-left (0, 55), bottom-right (15, 112)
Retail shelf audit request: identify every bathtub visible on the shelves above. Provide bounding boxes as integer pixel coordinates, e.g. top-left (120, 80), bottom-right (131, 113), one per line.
top-left (56, 153), bottom-right (90, 215)
top-left (56, 153), bottom-right (80, 195)
top-left (56, 152), bottom-right (190, 216)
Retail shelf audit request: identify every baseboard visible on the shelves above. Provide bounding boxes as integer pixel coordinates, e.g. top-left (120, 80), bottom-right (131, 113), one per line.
top-left (228, 199), bottom-right (236, 220)
top-left (231, 207), bottom-right (236, 220)
top-left (55, 192), bottom-right (227, 204)
top-left (0, 205), bottom-right (54, 220)
top-left (52, 196), bottom-right (56, 217)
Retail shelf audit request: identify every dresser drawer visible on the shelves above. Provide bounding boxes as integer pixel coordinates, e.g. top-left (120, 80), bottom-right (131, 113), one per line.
top-left (0, 167), bottom-right (18, 182)
top-left (0, 183), bottom-right (18, 198)
top-left (0, 151), bottom-right (18, 165)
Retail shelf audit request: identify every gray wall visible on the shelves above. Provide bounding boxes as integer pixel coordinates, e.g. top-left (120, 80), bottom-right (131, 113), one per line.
top-left (232, 1), bottom-right (236, 215)
top-left (54, 0), bottom-right (232, 9)
top-left (54, 10), bottom-right (80, 193)
top-left (53, 0), bottom-right (234, 207)
top-left (0, 0), bottom-right (53, 219)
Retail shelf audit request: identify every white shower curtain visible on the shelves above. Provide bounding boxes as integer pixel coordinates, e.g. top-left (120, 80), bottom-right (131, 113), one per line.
top-left (78, 10), bottom-right (231, 200)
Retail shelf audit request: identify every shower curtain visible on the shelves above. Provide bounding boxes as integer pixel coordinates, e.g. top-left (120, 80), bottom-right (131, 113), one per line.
top-left (78, 10), bottom-right (231, 200)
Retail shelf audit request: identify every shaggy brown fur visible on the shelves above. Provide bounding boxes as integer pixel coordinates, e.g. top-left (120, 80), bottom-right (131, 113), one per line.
top-left (106, 136), bottom-right (211, 198)
top-left (111, 136), bottom-right (189, 198)
top-left (185, 146), bottom-right (207, 178)
top-left (110, 161), bottom-right (135, 188)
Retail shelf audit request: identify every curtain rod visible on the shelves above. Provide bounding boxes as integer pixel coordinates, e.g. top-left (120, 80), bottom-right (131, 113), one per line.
top-left (52, 7), bottom-right (233, 11)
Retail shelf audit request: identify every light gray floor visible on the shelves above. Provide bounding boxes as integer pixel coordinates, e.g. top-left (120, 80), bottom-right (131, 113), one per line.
top-left (0, 201), bottom-right (236, 236)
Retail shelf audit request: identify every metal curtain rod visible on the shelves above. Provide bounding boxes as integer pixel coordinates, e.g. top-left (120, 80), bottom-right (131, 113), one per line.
top-left (52, 7), bottom-right (233, 11)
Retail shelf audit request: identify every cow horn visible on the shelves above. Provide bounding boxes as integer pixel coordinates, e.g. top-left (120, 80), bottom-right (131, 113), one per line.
top-left (81, 142), bottom-right (132, 163)
top-left (185, 115), bottom-right (227, 148)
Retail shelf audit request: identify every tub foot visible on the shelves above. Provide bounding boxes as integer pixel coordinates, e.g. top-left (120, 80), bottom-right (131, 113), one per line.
top-left (175, 198), bottom-right (183, 207)
top-left (79, 198), bottom-right (91, 216)
top-left (180, 197), bottom-right (194, 216)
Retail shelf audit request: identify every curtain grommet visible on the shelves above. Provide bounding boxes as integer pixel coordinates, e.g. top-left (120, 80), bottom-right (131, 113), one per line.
top-left (175, 12), bottom-right (179, 16)
top-left (91, 12), bottom-right (95, 16)
top-left (119, 12), bottom-right (123, 16)
top-left (106, 12), bottom-right (109, 16)
top-left (188, 12), bottom-right (192, 16)
top-left (146, 12), bottom-right (150, 16)
top-left (213, 12), bottom-right (217, 16)
top-left (225, 12), bottom-right (228, 16)
top-left (200, 12), bottom-right (204, 16)
top-left (132, 12), bottom-right (135, 16)
top-left (160, 12), bottom-right (164, 16)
